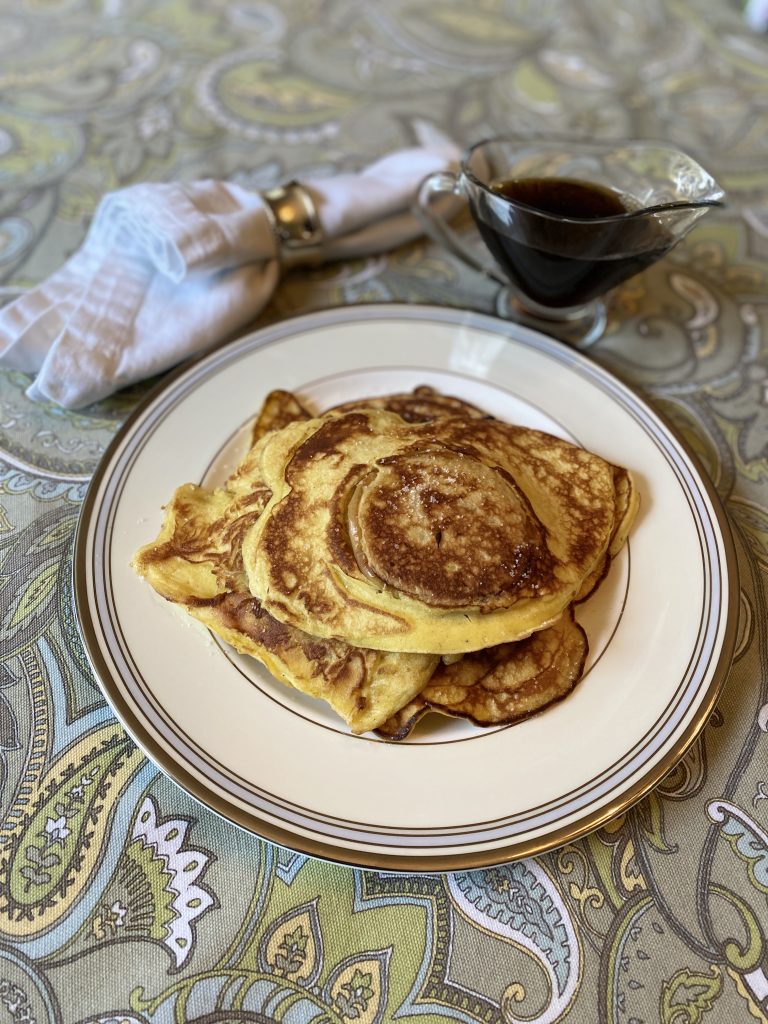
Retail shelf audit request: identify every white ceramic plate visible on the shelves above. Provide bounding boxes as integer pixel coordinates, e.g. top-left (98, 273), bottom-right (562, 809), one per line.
top-left (75, 305), bottom-right (738, 870)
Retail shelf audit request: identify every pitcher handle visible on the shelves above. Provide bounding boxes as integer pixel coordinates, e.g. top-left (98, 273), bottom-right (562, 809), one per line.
top-left (415, 171), bottom-right (506, 285)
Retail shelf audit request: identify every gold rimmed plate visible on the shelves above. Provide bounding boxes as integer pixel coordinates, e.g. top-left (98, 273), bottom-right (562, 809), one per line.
top-left (74, 304), bottom-right (738, 870)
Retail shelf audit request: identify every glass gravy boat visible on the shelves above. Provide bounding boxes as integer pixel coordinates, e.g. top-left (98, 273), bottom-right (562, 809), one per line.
top-left (417, 136), bottom-right (725, 346)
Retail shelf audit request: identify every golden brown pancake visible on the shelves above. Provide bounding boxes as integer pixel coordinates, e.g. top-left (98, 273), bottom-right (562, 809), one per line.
top-left (329, 384), bottom-right (489, 423)
top-left (133, 385), bottom-right (636, 738)
top-left (243, 407), bottom-right (636, 654)
top-left (250, 389), bottom-right (311, 447)
top-left (573, 464), bottom-right (638, 603)
top-left (376, 610), bottom-right (587, 740)
top-left (132, 437), bottom-right (437, 734)
top-left (250, 384), bottom-right (489, 449)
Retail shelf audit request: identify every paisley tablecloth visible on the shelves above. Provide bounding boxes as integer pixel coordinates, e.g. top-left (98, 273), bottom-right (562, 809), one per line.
top-left (2, 1), bottom-right (768, 1021)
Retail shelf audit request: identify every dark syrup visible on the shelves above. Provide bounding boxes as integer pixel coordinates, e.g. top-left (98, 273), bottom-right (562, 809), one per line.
top-left (472, 176), bottom-right (674, 308)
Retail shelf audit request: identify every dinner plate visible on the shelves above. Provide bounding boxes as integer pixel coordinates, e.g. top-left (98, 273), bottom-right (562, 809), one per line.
top-left (74, 304), bottom-right (738, 870)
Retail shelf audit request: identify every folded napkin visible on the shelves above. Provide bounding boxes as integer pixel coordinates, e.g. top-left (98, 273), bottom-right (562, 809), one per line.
top-left (0, 130), bottom-right (459, 409)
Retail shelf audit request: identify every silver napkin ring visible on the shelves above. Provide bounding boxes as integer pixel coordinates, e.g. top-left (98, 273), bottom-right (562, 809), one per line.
top-left (263, 180), bottom-right (324, 267)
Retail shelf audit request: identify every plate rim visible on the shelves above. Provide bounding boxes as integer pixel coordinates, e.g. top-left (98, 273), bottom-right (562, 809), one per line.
top-left (73, 301), bottom-right (740, 871)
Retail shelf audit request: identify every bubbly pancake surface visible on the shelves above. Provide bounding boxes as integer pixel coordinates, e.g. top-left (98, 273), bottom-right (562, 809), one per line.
top-left (243, 407), bottom-right (632, 654)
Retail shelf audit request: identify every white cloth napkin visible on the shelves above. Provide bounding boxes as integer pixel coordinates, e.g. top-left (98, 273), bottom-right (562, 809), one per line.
top-left (0, 132), bottom-right (459, 409)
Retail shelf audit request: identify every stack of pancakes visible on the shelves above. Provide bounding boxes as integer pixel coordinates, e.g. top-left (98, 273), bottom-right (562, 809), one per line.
top-left (133, 387), bottom-right (637, 739)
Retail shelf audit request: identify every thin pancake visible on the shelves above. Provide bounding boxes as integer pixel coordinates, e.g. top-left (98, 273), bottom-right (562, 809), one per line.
top-left (250, 389), bottom-right (312, 447)
top-left (134, 385), bottom-right (635, 738)
top-left (243, 408), bottom-right (636, 654)
top-left (329, 384), bottom-right (490, 423)
top-left (249, 384), bottom-right (491, 449)
top-left (376, 610), bottom-right (587, 740)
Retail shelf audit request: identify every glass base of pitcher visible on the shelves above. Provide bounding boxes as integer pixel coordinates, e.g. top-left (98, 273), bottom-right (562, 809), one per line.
top-left (495, 289), bottom-right (607, 348)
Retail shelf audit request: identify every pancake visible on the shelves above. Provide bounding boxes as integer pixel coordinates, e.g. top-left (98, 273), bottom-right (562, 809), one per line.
top-left (250, 389), bottom-right (311, 447)
top-left (243, 407), bottom-right (637, 654)
top-left (574, 464), bottom-right (638, 603)
top-left (133, 384), bottom-right (636, 737)
top-left (329, 384), bottom-right (489, 423)
top-left (249, 384), bottom-right (489, 449)
top-left (131, 435), bottom-right (437, 734)
top-left (376, 610), bottom-right (588, 740)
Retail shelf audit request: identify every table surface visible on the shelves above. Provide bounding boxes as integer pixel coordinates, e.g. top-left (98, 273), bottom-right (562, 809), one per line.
top-left (2, 1), bottom-right (768, 1022)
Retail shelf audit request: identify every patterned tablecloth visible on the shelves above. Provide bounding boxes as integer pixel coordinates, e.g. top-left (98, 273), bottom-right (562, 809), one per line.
top-left (2, 1), bottom-right (768, 1021)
